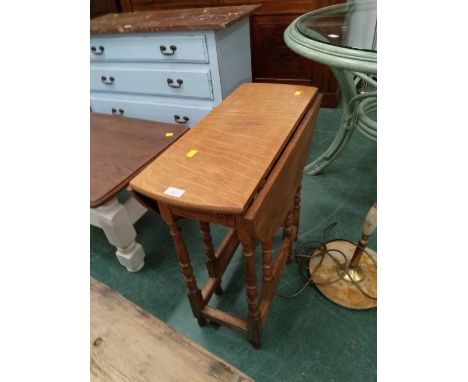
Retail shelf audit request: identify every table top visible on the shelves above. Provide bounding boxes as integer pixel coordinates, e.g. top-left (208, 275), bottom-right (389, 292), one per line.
top-left (297, 1), bottom-right (377, 53)
top-left (129, 83), bottom-right (318, 214)
top-left (90, 113), bottom-right (187, 208)
top-left (90, 5), bottom-right (261, 35)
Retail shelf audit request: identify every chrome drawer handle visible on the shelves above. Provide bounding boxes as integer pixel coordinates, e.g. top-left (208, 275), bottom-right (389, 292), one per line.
top-left (112, 108), bottom-right (124, 116)
top-left (160, 45), bottom-right (177, 55)
top-left (167, 78), bottom-right (183, 88)
top-left (91, 46), bottom-right (105, 55)
top-left (101, 76), bottom-right (115, 85)
top-left (174, 115), bottom-right (189, 124)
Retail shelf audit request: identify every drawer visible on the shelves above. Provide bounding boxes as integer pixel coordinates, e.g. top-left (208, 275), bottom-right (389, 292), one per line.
top-left (90, 34), bottom-right (208, 63)
top-left (90, 96), bottom-right (211, 128)
top-left (91, 67), bottom-right (214, 100)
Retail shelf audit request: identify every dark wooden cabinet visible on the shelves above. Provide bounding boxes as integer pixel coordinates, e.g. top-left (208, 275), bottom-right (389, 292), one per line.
top-left (91, 0), bottom-right (121, 18)
top-left (250, 13), bottom-right (339, 106)
top-left (110, 0), bottom-right (344, 107)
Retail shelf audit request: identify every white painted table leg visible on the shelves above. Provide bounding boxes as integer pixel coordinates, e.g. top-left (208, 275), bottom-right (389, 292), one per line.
top-left (92, 197), bottom-right (145, 272)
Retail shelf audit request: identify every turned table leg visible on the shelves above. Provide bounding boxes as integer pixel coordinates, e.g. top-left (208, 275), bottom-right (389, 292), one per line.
top-left (199, 221), bottom-right (222, 294)
top-left (240, 234), bottom-right (262, 348)
top-left (168, 220), bottom-right (206, 326)
top-left (283, 209), bottom-right (295, 264)
top-left (261, 240), bottom-right (273, 300)
top-left (292, 185), bottom-right (302, 241)
top-left (92, 197), bottom-right (145, 272)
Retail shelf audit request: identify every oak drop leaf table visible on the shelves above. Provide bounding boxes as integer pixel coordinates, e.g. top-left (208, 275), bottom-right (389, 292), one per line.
top-left (129, 83), bottom-right (322, 347)
top-left (90, 113), bottom-right (187, 271)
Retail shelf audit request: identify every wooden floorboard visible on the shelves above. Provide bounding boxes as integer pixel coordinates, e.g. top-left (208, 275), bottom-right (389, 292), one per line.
top-left (91, 278), bottom-right (254, 382)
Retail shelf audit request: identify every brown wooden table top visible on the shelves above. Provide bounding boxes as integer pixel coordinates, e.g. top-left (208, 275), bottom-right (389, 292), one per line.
top-left (91, 5), bottom-right (261, 35)
top-left (90, 113), bottom-right (187, 208)
top-left (129, 83), bottom-right (318, 214)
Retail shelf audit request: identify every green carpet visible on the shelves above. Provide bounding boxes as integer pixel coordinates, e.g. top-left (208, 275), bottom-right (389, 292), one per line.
top-left (91, 107), bottom-right (377, 382)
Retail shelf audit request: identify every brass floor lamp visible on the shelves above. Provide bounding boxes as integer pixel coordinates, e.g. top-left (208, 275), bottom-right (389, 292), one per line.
top-left (309, 203), bottom-right (377, 309)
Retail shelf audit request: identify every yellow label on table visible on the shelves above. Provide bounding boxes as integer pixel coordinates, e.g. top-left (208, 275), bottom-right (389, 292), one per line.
top-left (186, 149), bottom-right (198, 158)
top-left (165, 132), bottom-right (174, 137)
top-left (294, 91), bottom-right (302, 96)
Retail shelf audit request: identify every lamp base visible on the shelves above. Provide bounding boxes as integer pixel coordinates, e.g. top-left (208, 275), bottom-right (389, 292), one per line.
top-left (309, 240), bottom-right (377, 310)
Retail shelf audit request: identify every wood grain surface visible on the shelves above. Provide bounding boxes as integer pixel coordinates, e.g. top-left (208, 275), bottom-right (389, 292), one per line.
top-left (90, 113), bottom-right (187, 208)
top-left (129, 83), bottom-right (318, 214)
top-left (91, 278), bottom-right (254, 381)
top-left (245, 94), bottom-right (322, 241)
top-left (91, 5), bottom-right (261, 34)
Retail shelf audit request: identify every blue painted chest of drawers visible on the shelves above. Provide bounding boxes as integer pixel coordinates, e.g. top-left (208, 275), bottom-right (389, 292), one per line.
top-left (90, 6), bottom-right (257, 128)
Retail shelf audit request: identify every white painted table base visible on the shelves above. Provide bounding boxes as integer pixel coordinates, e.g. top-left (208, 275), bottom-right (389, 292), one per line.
top-left (90, 196), bottom-right (147, 272)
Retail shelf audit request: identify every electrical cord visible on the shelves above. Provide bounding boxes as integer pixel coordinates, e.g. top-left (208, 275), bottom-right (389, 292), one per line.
top-left (276, 223), bottom-right (377, 300)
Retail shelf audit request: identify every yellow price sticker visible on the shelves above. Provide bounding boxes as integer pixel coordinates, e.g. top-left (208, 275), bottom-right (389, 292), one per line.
top-left (165, 132), bottom-right (174, 137)
top-left (186, 149), bottom-right (198, 158)
top-left (294, 91), bottom-right (302, 96)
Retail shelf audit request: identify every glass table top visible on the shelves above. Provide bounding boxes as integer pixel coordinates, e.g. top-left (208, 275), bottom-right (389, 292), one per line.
top-left (297, 1), bottom-right (377, 53)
